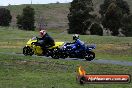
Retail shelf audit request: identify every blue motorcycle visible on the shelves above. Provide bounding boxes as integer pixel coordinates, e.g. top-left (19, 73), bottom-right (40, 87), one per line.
top-left (55, 39), bottom-right (96, 61)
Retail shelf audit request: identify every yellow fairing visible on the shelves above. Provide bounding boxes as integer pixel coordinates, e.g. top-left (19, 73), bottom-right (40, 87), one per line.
top-left (26, 37), bottom-right (64, 56)
top-left (26, 39), bottom-right (37, 47)
top-left (33, 45), bottom-right (43, 55)
top-left (26, 38), bottom-right (43, 55)
top-left (48, 42), bottom-right (64, 49)
top-left (34, 42), bottom-right (64, 55)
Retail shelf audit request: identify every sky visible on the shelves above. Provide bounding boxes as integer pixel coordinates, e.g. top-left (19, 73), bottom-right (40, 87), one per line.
top-left (0, 0), bottom-right (73, 6)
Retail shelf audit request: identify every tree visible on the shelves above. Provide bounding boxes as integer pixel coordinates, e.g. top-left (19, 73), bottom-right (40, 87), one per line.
top-left (67, 0), bottom-right (94, 34)
top-left (121, 14), bottom-right (132, 37)
top-left (16, 6), bottom-right (35, 30)
top-left (90, 23), bottom-right (103, 36)
top-left (99, 0), bottom-right (130, 36)
top-left (0, 8), bottom-right (12, 26)
top-left (99, 0), bottom-right (113, 18)
top-left (99, 0), bottom-right (130, 17)
top-left (16, 15), bottom-right (23, 28)
top-left (102, 3), bottom-right (122, 36)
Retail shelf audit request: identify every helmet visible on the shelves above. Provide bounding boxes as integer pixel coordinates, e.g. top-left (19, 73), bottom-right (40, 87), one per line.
top-left (40, 30), bottom-right (46, 37)
top-left (73, 34), bottom-right (79, 40)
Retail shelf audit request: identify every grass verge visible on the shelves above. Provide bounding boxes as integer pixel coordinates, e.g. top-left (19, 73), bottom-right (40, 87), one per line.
top-left (0, 54), bottom-right (132, 88)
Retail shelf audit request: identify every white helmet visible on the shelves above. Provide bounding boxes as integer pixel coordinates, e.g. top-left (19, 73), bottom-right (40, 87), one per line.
top-left (40, 30), bottom-right (46, 36)
top-left (73, 34), bottom-right (79, 40)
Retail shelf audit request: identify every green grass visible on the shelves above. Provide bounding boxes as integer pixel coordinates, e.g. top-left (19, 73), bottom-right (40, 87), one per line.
top-left (0, 27), bottom-right (132, 61)
top-left (0, 54), bottom-right (132, 88)
top-left (0, 27), bottom-right (132, 87)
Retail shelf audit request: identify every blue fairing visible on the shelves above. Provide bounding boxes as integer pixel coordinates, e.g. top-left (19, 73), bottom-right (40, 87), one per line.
top-left (62, 39), bottom-right (95, 51)
top-left (71, 39), bottom-right (85, 49)
top-left (87, 44), bottom-right (96, 50)
top-left (60, 39), bottom-right (96, 60)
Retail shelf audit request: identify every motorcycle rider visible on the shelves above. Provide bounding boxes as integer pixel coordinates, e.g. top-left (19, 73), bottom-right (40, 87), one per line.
top-left (37, 30), bottom-right (55, 54)
top-left (73, 34), bottom-right (85, 49)
top-left (67, 34), bottom-right (85, 50)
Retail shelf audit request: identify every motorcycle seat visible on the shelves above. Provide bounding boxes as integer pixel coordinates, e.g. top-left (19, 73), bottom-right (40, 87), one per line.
top-left (87, 45), bottom-right (96, 49)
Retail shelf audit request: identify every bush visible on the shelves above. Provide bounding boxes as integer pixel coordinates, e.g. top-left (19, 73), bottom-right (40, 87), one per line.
top-left (90, 23), bottom-right (103, 36)
top-left (67, 0), bottom-right (94, 34)
top-left (16, 6), bottom-right (35, 31)
top-left (99, 0), bottom-right (130, 36)
top-left (0, 8), bottom-right (12, 26)
top-left (121, 14), bottom-right (132, 37)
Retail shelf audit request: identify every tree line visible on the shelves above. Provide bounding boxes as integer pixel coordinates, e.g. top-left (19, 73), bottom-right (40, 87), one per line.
top-left (0, 6), bottom-right (35, 31)
top-left (68, 0), bottom-right (132, 36)
top-left (0, 0), bottom-right (131, 36)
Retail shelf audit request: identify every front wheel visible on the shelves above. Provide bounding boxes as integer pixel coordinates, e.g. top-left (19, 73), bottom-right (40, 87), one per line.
top-left (85, 51), bottom-right (95, 61)
top-left (23, 46), bottom-right (34, 56)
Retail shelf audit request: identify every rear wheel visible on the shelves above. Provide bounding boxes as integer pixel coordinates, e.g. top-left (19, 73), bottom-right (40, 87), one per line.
top-left (60, 53), bottom-right (68, 59)
top-left (23, 46), bottom-right (34, 56)
top-left (58, 50), bottom-right (67, 59)
top-left (85, 51), bottom-right (95, 61)
top-left (51, 48), bottom-right (60, 59)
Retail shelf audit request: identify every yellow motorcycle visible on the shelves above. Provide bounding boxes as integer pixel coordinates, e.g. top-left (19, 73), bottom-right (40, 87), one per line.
top-left (23, 36), bottom-right (64, 58)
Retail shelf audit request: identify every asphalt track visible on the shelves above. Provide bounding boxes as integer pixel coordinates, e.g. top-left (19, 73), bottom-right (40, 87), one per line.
top-left (0, 52), bottom-right (132, 66)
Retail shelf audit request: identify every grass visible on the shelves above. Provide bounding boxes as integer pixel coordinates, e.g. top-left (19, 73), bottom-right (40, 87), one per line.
top-left (0, 27), bottom-right (131, 88)
top-left (0, 2), bottom-right (131, 87)
top-left (0, 27), bottom-right (132, 61)
top-left (0, 53), bottom-right (132, 88)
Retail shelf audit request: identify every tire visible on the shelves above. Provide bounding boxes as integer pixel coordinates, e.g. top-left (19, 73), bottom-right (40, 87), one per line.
top-left (85, 51), bottom-right (95, 61)
top-left (51, 54), bottom-right (59, 59)
top-left (60, 52), bottom-right (68, 59)
top-left (51, 48), bottom-right (60, 59)
top-left (23, 46), bottom-right (34, 56)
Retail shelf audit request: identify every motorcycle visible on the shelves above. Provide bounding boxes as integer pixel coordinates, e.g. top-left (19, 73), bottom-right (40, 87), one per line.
top-left (23, 36), bottom-right (64, 58)
top-left (54, 39), bottom-right (96, 61)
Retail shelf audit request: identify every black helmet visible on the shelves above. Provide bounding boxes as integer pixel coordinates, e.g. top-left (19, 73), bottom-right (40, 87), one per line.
top-left (73, 34), bottom-right (79, 40)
